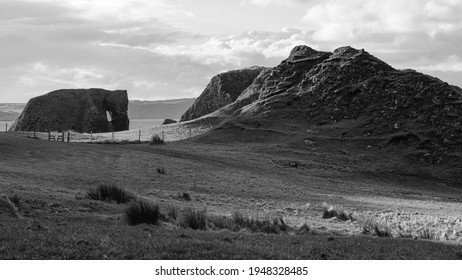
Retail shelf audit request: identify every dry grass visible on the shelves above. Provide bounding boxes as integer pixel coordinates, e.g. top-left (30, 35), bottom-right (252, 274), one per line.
top-left (357, 212), bottom-right (462, 242)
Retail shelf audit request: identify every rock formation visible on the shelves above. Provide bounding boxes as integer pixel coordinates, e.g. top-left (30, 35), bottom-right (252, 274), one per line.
top-left (184, 45), bottom-right (462, 161)
top-left (180, 66), bottom-right (266, 121)
top-left (9, 88), bottom-right (129, 133)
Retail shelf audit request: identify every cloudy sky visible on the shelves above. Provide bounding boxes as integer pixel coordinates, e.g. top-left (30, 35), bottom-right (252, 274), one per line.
top-left (1, 0), bottom-right (461, 102)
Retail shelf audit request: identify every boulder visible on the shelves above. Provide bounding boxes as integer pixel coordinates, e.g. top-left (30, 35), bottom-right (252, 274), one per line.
top-left (162, 118), bottom-right (177, 125)
top-left (9, 88), bottom-right (129, 133)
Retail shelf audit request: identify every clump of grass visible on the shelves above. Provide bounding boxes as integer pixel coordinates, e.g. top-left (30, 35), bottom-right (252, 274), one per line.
top-left (232, 211), bottom-right (289, 234)
top-left (9, 194), bottom-right (21, 206)
top-left (177, 192), bottom-right (191, 201)
top-left (125, 200), bottom-right (160, 225)
top-left (322, 202), bottom-right (355, 221)
top-left (87, 184), bottom-right (135, 204)
top-left (207, 215), bottom-right (235, 230)
top-left (165, 205), bottom-right (179, 222)
top-left (358, 216), bottom-right (394, 238)
top-left (150, 134), bottom-right (164, 145)
top-left (180, 208), bottom-right (207, 230)
top-left (156, 166), bottom-right (166, 174)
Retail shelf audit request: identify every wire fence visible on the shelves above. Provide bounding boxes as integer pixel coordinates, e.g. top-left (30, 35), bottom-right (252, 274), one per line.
top-left (2, 122), bottom-right (212, 143)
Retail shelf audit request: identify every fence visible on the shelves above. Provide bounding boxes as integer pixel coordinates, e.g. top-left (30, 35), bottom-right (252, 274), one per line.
top-left (2, 123), bottom-right (212, 144)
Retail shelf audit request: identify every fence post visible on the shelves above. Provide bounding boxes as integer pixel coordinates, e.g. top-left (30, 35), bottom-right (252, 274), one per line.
top-left (62, 132), bottom-right (65, 142)
top-left (5, 123), bottom-right (7, 133)
top-left (139, 130), bottom-right (141, 142)
top-left (112, 131), bottom-right (114, 142)
top-left (90, 131), bottom-right (93, 143)
top-left (48, 131), bottom-right (50, 141)
top-left (67, 131), bottom-right (70, 142)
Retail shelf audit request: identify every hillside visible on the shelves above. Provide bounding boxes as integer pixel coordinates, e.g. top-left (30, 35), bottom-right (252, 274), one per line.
top-left (182, 46), bottom-right (462, 175)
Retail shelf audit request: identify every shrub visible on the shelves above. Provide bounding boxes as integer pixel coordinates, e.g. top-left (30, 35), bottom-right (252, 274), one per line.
top-left (322, 202), bottom-right (354, 221)
top-left (156, 166), bottom-right (166, 174)
top-left (87, 184), bottom-right (135, 204)
top-left (150, 134), bottom-right (164, 145)
top-left (125, 200), bottom-right (160, 225)
top-left (180, 208), bottom-right (207, 230)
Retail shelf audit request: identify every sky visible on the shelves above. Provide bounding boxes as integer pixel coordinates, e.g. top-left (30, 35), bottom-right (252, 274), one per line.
top-left (0, 0), bottom-right (461, 102)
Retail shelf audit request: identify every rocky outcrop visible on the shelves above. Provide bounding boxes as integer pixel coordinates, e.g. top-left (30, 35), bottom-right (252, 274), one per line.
top-left (9, 88), bottom-right (129, 133)
top-left (180, 67), bottom-right (266, 121)
top-left (189, 45), bottom-right (462, 161)
top-left (162, 118), bottom-right (177, 125)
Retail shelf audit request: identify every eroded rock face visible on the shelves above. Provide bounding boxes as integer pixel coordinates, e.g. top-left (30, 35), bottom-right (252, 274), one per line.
top-left (180, 67), bottom-right (266, 121)
top-left (9, 89), bottom-right (129, 133)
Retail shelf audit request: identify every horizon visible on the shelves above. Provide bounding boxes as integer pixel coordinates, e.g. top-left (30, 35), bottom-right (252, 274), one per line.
top-left (1, 0), bottom-right (461, 103)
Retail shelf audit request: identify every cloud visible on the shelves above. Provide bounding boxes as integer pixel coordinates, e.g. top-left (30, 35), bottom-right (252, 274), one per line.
top-left (151, 28), bottom-right (317, 67)
top-left (243, 0), bottom-right (312, 7)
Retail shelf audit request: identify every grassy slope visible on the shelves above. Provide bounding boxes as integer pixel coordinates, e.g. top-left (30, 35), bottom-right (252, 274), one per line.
top-left (0, 133), bottom-right (461, 259)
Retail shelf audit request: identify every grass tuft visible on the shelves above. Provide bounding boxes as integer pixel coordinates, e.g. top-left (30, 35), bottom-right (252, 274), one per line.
top-left (232, 211), bottom-right (289, 234)
top-left (9, 194), bottom-right (21, 206)
top-left (125, 200), bottom-right (161, 225)
top-left (322, 202), bottom-right (355, 221)
top-left (180, 208), bottom-right (207, 230)
top-left (156, 166), bottom-right (166, 174)
top-left (150, 134), bottom-right (164, 145)
top-left (87, 184), bottom-right (135, 204)
top-left (177, 192), bottom-right (191, 201)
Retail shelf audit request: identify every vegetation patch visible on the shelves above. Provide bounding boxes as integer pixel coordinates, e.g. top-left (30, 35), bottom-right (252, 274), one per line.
top-left (357, 212), bottom-right (462, 242)
top-left (180, 208), bottom-right (207, 230)
top-left (231, 211), bottom-right (289, 234)
top-left (87, 185), bottom-right (135, 204)
top-left (322, 202), bottom-right (355, 221)
top-left (156, 166), bottom-right (166, 174)
top-left (177, 192), bottom-right (191, 201)
top-left (150, 134), bottom-right (164, 145)
top-left (126, 200), bottom-right (161, 225)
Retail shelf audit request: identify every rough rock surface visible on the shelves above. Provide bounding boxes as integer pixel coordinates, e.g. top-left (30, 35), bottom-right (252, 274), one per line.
top-left (10, 89), bottom-right (129, 133)
top-left (189, 45), bottom-right (462, 162)
top-left (180, 67), bottom-right (266, 121)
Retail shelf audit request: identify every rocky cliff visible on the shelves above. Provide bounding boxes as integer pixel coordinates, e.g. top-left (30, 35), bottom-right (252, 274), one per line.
top-left (9, 88), bottom-right (129, 133)
top-left (180, 67), bottom-right (266, 121)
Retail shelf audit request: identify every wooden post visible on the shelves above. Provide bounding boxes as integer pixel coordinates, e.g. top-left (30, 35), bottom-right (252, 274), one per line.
top-left (90, 131), bottom-right (93, 143)
top-left (5, 123), bottom-right (7, 133)
top-left (67, 131), bottom-right (70, 142)
top-left (112, 131), bottom-right (114, 142)
top-left (48, 131), bottom-right (50, 141)
top-left (62, 132), bottom-right (65, 142)
top-left (139, 130), bottom-right (141, 142)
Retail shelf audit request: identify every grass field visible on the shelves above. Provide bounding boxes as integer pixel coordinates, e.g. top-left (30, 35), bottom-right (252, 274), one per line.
top-left (1, 123), bottom-right (461, 259)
